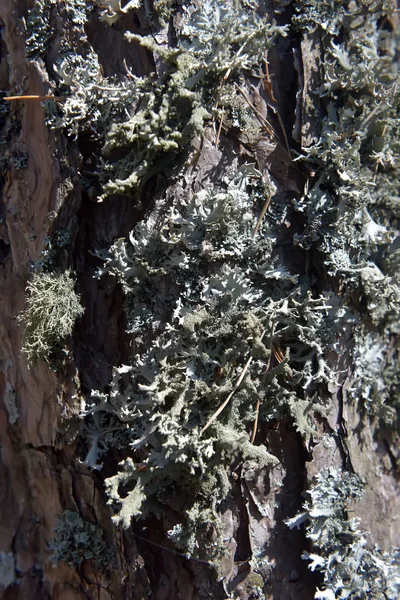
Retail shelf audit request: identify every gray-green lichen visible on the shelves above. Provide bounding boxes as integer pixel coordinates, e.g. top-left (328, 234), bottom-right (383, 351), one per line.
top-left (167, 502), bottom-right (226, 560)
top-left (26, 0), bottom-right (287, 200)
top-left (292, 0), bottom-right (400, 421)
top-left (100, 0), bottom-right (287, 200)
top-left (286, 469), bottom-right (400, 599)
top-left (152, 0), bottom-right (174, 26)
top-left (3, 382), bottom-right (18, 425)
top-left (84, 162), bottom-right (341, 537)
top-left (46, 48), bottom-right (137, 140)
top-left (26, 0), bottom-right (91, 57)
top-left (18, 271), bottom-right (84, 367)
top-left (96, 0), bottom-right (141, 25)
top-left (25, 0), bottom-right (136, 146)
top-left (50, 510), bottom-right (112, 568)
top-left (33, 229), bottom-right (71, 272)
top-left (25, 0), bottom-right (57, 57)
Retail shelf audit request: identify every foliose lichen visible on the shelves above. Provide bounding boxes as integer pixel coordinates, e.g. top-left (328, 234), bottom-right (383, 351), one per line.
top-left (3, 382), bottom-right (18, 425)
top-left (0, 552), bottom-right (16, 588)
top-left (46, 47), bottom-right (137, 140)
top-left (82, 157), bottom-right (344, 538)
top-left (50, 510), bottom-right (112, 568)
top-left (291, 0), bottom-right (400, 421)
top-left (100, 0), bottom-right (287, 200)
top-left (167, 502), bottom-right (225, 560)
top-left (25, 0), bottom-right (58, 57)
top-left (25, 0), bottom-right (400, 585)
top-left (26, 0), bottom-right (287, 200)
top-left (96, 0), bottom-right (141, 25)
top-left (286, 468), bottom-right (400, 600)
top-left (33, 229), bottom-right (71, 272)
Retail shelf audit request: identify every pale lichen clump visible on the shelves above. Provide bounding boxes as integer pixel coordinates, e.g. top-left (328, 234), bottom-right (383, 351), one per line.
top-left (19, 271), bottom-right (84, 367)
top-left (25, 0), bottom-right (58, 56)
top-left (81, 0), bottom-right (400, 573)
top-left (50, 510), bottom-right (112, 568)
top-left (84, 165), bottom-right (338, 539)
top-left (96, 0), bottom-right (141, 25)
top-left (286, 469), bottom-right (400, 600)
top-left (285, 2), bottom-right (400, 592)
top-left (100, 0), bottom-right (287, 199)
top-left (26, 0), bottom-right (287, 201)
top-left (46, 47), bottom-right (138, 140)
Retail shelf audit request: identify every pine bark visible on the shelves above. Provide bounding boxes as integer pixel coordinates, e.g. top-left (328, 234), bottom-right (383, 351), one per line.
top-left (0, 2), bottom-right (398, 600)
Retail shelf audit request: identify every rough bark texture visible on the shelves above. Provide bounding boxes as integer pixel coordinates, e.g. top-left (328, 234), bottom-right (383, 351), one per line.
top-left (0, 2), bottom-right (399, 600)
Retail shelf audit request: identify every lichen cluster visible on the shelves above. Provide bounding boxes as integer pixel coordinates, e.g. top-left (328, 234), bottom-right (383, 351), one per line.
top-left (286, 469), bottom-right (400, 599)
top-left (292, 0), bottom-right (400, 421)
top-left (89, 0), bottom-right (399, 581)
top-left (100, 0), bottom-right (287, 199)
top-left (31, 0), bottom-right (286, 200)
top-left (19, 271), bottom-right (84, 367)
top-left (83, 160), bottom-right (344, 536)
top-left (46, 47), bottom-right (137, 140)
top-left (50, 510), bottom-right (112, 568)
top-left (25, 0), bottom-right (58, 56)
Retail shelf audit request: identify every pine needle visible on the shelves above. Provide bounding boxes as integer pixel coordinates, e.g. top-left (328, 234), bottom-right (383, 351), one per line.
top-left (252, 188), bottom-right (272, 238)
top-left (4, 95), bottom-right (63, 101)
top-left (200, 330), bottom-right (266, 437)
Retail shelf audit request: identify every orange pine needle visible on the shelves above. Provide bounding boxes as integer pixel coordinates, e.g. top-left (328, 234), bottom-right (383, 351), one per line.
top-left (273, 345), bottom-right (285, 363)
top-left (4, 95), bottom-right (63, 101)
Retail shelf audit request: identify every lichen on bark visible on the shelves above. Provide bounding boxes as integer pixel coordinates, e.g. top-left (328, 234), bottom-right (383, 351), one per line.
top-left (1, 0), bottom-right (399, 599)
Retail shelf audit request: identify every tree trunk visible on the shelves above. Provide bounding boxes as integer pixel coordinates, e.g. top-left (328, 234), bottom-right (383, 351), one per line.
top-left (0, 1), bottom-right (399, 599)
